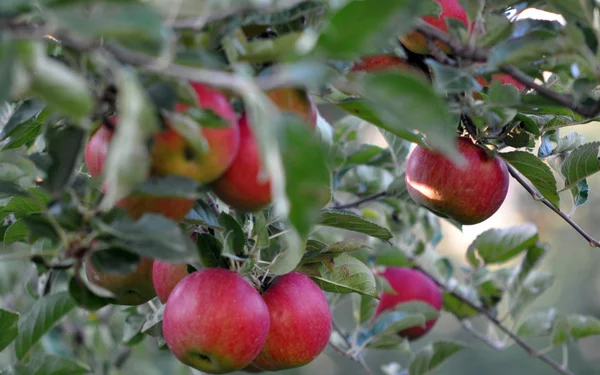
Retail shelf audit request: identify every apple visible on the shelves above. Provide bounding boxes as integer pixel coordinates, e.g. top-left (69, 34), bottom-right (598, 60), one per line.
top-left (84, 122), bottom-right (196, 221)
top-left (477, 74), bottom-right (527, 92)
top-left (400, 0), bottom-right (470, 55)
top-left (351, 55), bottom-right (422, 74)
top-left (251, 272), bottom-right (332, 371)
top-left (373, 267), bottom-right (442, 340)
top-left (85, 256), bottom-right (156, 306)
top-left (266, 87), bottom-right (318, 127)
top-left (151, 82), bottom-right (240, 184)
top-left (405, 137), bottom-right (509, 225)
top-left (162, 268), bottom-right (270, 374)
top-left (152, 260), bottom-right (191, 304)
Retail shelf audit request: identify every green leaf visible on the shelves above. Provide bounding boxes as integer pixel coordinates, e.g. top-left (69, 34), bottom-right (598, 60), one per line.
top-left (442, 285), bottom-right (480, 319)
top-left (501, 151), bottom-right (560, 208)
top-left (560, 142), bottom-right (600, 191)
top-left (317, 209), bottom-right (392, 241)
top-left (88, 248), bottom-right (140, 275)
top-left (41, 125), bottom-right (86, 197)
top-left (218, 212), bottom-right (246, 257)
top-left (375, 247), bottom-right (413, 267)
top-left (0, 309), bottom-right (19, 352)
top-left (311, 254), bottom-right (378, 298)
top-left (361, 71), bottom-right (464, 165)
top-left (0, 101), bottom-right (45, 141)
top-left (196, 233), bottom-right (228, 268)
top-left (570, 179), bottom-right (589, 207)
top-left (507, 241), bottom-right (549, 295)
top-left (185, 199), bottom-right (220, 227)
top-left (13, 353), bottom-right (90, 375)
top-left (315, 0), bottom-right (432, 59)
top-left (68, 277), bottom-right (111, 312)
top-left (122, 311), bottom-right (146, 346)
top-left (94, 214), bottom-right (199, 264)
top-left (408, 341), bottom-right (466, 375)
top-left (352, 293), bottom-right (377, 326)
top-left (14, 291), bottom-right (76, 360)
top-left (4, 219), bottom-right (28, 246)
top-left (466, 223), bottom-right (539, 266)
top-left (511, 270), bottom-right (555, 319)
top-left (48, 1), bottom-right (164, 44)
top-left (552, 314), bottom-right (600, 345)
top-left (100, 68), bottom-right (159, 210)
top-left (301, 239), bottom-right (371, 264)
top-left (371, 301), bottom-right (440, 338)
top-left (1, 189), bottom-right (50, 218)
top-left (517, 308), bottom-right (559, 338)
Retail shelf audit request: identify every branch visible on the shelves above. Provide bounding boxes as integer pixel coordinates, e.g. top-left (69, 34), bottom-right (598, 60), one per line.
top-left (505, 163), bottom-right (600, 248)
top-left (334, 192), bottom-right (387, 210)
top-left (410, 263), bottom-right (574, 375)
top-left (330, 320), bottom-right (374, 375)
top-left (413, 21), bottom-right (600, 119)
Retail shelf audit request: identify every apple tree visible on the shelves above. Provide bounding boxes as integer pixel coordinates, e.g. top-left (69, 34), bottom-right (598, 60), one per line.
top-left (1, 0), bottom-right (600, 374)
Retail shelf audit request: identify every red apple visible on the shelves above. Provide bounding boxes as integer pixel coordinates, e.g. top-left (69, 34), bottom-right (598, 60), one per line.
top-left (85, 256), bottom-right (156, 306)
top-left (162, 268), bottom-right (270, 374)
top-left (251, 272), bottom-right (332, 371)
top-left (266, 87), bottom-right (318, 128)
top-left (374, 267), bottom-right (442, 339)
top-left (351, 55), bottom-right (419, 73)
top-left (209, 115), bottom-right (272, 212)
top-left (405, 137), bottom-right (509, 225)
top-left (151, 82), bottom-right (240, 184)
top-left (401, 0), bottom-right (470, 55)
top-left (84, 123), bottom-right (112, 177)
top-left (152, 260), bottom-right (191, 304)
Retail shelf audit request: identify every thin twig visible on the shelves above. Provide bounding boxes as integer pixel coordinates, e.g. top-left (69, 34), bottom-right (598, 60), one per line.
top-left (330, 320), bottom-right (374, 375)
top-left (334, 192), bottom-right (387, 210)
top-left (505, 162), bottom-right (600, 248)
top-left (410, 264), bottom-right (574, 375)
top-left (413, 21), bottom-right (600, 118)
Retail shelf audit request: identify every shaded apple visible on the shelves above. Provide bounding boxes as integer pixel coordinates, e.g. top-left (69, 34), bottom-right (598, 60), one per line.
top-left (162, 268), bottom-right (270, 374)
top-left (374, 267), bottom-right (442, 339)
top-left (350, 55), bottom-right (425, 76)
top-left (152, 260), bottom-right (191, 304)
top-left (151, 82), bottom-right (240, 184)
top-left (477, 74), bottom-right (527, 92)
top-left (251, 272), bottom-right (332, 371)
top-left (85, 256), bottom-right (156, 306)
top-left (405, 137), bottom-right (509, 225)
top-left (266, 87), bottom-right (318, 127)
top-left (400, 0), bottom-right (470, 55)
top-left (84, 122), bottom-right (112, 177)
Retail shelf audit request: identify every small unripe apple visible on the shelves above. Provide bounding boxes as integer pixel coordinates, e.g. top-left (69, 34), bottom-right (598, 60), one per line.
top-left (266, 87), bottom-right (318, 128)
top-left (374, 267), bottom-right (442, 340)
top-left (151, 82), bottom-right (240, 184)
top-left (152, 261), bottom-right (191, 304)
top-left (401, 0), bottom-right (469, 55)
top-left (405, 137), bottom-right (509, 225)
top-left (251, 272), bottom-right (332, 371)
top-left (162, 268), bottom-right (270, 374)
top-left (85, 256), bottom-right (156, 306)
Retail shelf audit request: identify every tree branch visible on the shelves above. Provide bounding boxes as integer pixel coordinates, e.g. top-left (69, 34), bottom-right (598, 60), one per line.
top-left (505, 162), bottom-right (600, 247)
top-left (413, 21), bottom-right (600, 118)
top-left (409, 263), bottom-right (574, 375)
top-left (334, 192), bottom-right (387, 210)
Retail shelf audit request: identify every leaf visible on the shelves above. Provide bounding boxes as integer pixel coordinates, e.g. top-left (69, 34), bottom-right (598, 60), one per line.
top-left (14, 292), bottom-right (76, 360)
top-left (317, 209), bottom-right (392, 241)
top-left (371, 302), bottom-right (440, 337)
top-left (466, 223), bottom-right (539, 266)
top-left (93, 214), bottom-right (199, 264)
top-left (570, 179), bottom-right (589, 207)
top-left (4, 219), bottom-right (28, 246)
top-left (507, 241), bottom-right (549, 295)
top-left (315, 0), bottom-right (432, 59)
top-left (517, 308), bottom-right (559, 338)
top-left (68, 277), bottom-right (111, 312)
top-left (218, 212), bottom-right (246, 257)
top-left (13, 354), bottom-right (90, 375)
top-left (361, 71), bottom-right (464, 165)
top-left (552, 314), bottom-right (600, 345)
top-left (442, 286), bottom-right (480, 319)
top-left (122, 311), bottom-right (146, 346)
top-left (560, 142), bottom-right (600, 191)
top-left (352, 293), bottom-right (377, 326)
top-left (408, 341), bottom-right (466, 375)
top-left (185, 198), bottom-right (220, 227)
top-left (88, 248), bottom-right (140, 275)
top-left (501, 151), bottom-right (560, 208)
top-left (1, 189), bottom-right (51, 218)
top-left (0, 101), bottom-right (45, 141)
top-left (0, 309), bottom-right (19, 352)
top-left (311, 254), bottom-right (378, 298)
top-left (196, 233), bottom-right (228, 269)
top-left (301, 239), bottom-right (371, 264)
top-left (42, 125), bottom-right (86, 197)
top-left (511, 270), bottom-right (555, 319)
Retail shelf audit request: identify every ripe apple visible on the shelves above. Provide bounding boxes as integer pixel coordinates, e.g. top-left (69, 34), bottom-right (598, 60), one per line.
top-left (152, 260), bottom-right (191, 304)
top-left (151, 82), bottom-right (240, 184)
top-left (251, 272), bottom-right (332, 371)
top-left (84, 122), bottom-right (195, 221)
top-left (266, 87), bottom-right (318, 127)
top-left (405, 137), bottom-right (509, 225)
top-left (350, 55), bottom-right (422, 74)
top-left (162, 268), bottom-right (270, 374)
top-left (477, 74), bottom-right (527, 92)
top-left (400, 0), bottom-right (469, 55)
top-left (373, 267), bottom-right (442, 340)
top-left (85, 256), bottom-right (156, 306)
